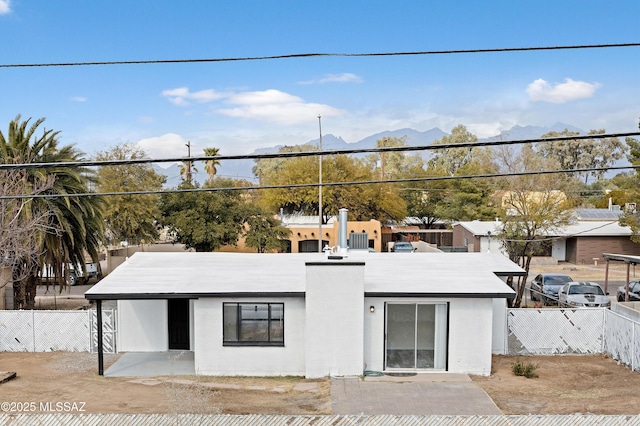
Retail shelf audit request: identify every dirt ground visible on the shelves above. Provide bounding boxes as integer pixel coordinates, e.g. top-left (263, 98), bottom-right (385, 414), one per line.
top-left (472, 355), bottom-right (640, 415)
top-left (7, 261), bottom-right (637, 415)
top-left (1, 352), bottom-right (639, 415)
top-left (0, 352), bottom-right (331, 415)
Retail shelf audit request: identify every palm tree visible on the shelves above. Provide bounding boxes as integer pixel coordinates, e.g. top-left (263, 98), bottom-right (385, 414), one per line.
top-left (203, 147), bottom-right (221, 185)
top-left (0, 115), bottom-right (104, 307)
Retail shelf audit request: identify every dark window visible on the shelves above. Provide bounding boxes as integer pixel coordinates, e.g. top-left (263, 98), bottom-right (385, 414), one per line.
top-left (223, 303), bottom-right (284, 346)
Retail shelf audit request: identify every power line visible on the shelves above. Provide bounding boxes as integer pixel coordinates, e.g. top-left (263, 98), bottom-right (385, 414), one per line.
top-left (1, 42), bottom-right (639, 68)
top-left (502, 221), bottom-right (623, 243)
top-left (1, 131), bottom-right (639, 171)
top-left (3, 163), bottom-right (640, 201)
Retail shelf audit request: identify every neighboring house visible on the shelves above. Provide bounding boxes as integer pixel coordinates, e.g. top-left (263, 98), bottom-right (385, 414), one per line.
top-left (86, 250), bottom-right (522, 378)
top-left (277, 214), bottom-right (382, 253)
top-left (452, 208), bottom-right (640, 264)
top-left (452, 221), bottom-right (505, 255)
top-left (555, 221), bottom-right (640, 264)
top-left (500, 190), bottom-right (567, 216)
top-left (218, 213), bottom-right (383, 253)
top-left (382, 217), bottom-right (452, 252)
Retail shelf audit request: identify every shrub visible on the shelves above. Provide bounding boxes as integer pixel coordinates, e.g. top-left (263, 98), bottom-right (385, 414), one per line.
top-left (511, 360), bottom-right (539, 378)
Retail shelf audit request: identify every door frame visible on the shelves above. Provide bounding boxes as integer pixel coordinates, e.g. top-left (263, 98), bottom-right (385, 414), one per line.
top-left (168, 298), bottom-right (191, 350)
top-left (383, 302), bottom-right (449, 371)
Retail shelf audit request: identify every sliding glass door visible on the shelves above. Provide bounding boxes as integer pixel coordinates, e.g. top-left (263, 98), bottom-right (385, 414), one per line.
top-left (385, 303), bottom-right (447, 370)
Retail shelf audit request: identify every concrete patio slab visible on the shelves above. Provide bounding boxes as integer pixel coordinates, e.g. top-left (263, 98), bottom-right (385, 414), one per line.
top-left (331, 374), bottom-right (502, 415)
top-left (105, 351), bottom-right (195, 377)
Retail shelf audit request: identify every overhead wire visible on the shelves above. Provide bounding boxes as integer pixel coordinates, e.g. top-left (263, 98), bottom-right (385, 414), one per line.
top-left (502, 220), bottom-right (624, 243)
top-left (3, 163), bottom-right (640, 200)
top-left (1, 42), bottom-right (639, 68)
top-left (1, 131), bottom-right (639, 171)
top-left (2, 42), bottom-right (639, 200)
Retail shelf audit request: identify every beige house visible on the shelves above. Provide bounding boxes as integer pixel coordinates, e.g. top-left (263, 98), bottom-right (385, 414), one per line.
top-left (277, 214), bottom-right (382, 253)
top-left (500, 190), bottom-right (567, 216)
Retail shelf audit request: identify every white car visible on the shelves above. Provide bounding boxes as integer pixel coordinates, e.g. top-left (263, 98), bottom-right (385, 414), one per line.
top-left (41, 262), bottom-right (99, 286)
top-left (558, 282), bottom-right (611, 308)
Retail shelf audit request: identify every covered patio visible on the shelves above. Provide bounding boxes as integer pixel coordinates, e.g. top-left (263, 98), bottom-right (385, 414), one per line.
top-left (105, 351), bottom-right (195, 377)
top-left (602, 253), bottom-right (640, 300)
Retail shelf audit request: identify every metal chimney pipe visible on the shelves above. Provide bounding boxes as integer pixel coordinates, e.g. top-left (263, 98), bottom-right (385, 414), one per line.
top-left (338, 208), bottom-right (348, 252)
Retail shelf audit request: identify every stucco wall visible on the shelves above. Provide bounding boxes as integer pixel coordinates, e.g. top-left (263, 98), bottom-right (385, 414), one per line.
top-left (491, 298), bottom-right (508, 355)
top-left (305, 262), bottom-right (364, 378)
top-left (193, 297), bottom-right (306, 376)
top-left (448, 298), bottom-right (494, 375)
top-left (363, 297), bottom-right (496, 376)
top-left (117, 300), bottom-right (168, 351)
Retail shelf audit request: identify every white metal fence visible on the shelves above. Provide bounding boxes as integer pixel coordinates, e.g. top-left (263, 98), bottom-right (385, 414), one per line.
top-left (1, 306), bottom-right (638, 371)
top-left (0, 309), bottom-right (116, 353)
top-left (507, 307), bottom-right (640, 372)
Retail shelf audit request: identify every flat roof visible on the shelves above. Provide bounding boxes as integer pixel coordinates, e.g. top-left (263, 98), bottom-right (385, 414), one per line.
top-left (454, 221), bottom-right (503, 236)
top-left (602, 253), bottom-right (640, 264)
top-left (456, 220), bottom-right (631, 238)
top-left (85, 252), bottom-right (522, 300)
top-left (558, 221), bottom-right (630, 237)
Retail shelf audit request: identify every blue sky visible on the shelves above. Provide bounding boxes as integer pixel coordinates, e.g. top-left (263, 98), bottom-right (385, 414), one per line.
top-left (1, 0), bottom-right (639, 175)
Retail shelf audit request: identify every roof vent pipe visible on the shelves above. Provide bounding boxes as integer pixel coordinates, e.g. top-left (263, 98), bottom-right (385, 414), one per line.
top-left (338, 208), bottom-right (349, 253)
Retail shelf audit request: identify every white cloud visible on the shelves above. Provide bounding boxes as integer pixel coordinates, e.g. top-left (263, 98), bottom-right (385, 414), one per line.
top-left (227, 89), bottom-right (302, 105)
top-left (161, 87), bottom-right (224, 106)
top-left (526, 78), bottom-right (601, 103)
top-left (218, 89), bottom-right (345, 124)
top-left (298, 73), bottom-right (363, 85)
top-left (136, 133), bottom-right (188, 160)
top-left (162, 87), bottom-right (346, 125)
top-left (70, 96), bottom-right (87, 102)
top-left (0, 1), bottom-right (11, 15)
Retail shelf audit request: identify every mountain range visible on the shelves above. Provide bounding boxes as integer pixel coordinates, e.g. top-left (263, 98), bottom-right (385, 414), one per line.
top-left (155, 123), bottom-right (585, 186)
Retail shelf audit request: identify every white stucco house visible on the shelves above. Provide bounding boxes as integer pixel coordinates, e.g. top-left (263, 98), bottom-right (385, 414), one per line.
top-left (86, 250), bottom-right (523, 378)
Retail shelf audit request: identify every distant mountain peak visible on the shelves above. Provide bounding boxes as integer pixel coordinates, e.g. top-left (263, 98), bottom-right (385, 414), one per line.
top-left (153, 123), bottom-right (587, 187)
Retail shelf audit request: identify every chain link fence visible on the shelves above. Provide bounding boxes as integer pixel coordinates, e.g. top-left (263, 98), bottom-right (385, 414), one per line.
top-left (507, 307), bottom-right (640, 372)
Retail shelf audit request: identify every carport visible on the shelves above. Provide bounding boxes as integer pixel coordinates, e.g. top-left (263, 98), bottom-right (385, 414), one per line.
top-left (602, 253), bottom-right (640, 301)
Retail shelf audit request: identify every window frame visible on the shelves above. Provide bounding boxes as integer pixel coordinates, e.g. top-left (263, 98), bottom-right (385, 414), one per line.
top-left (222, 302), bottom-right (285, 347)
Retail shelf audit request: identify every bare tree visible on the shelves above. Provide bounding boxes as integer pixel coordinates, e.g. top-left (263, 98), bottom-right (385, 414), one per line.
top-left (494, 145), bottom-right (574, 307)
top-left (0, 169), bottom-right (57, 309)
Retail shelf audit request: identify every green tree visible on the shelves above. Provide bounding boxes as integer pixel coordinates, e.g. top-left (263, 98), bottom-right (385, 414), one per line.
top-left (365, 136), bottom-right (424, 180)
top-left (255, 149), bottom-right (406, 222)
top-left (429, 125), bottom-right (478, 176)
top-left (538, 129), bottom-right (626, 183)
top-left (95, 143), bottom-right (166, 246)
top-left (434, 162), bottom-right (499, 222)
top-left (0, 115), bottom-right (104, 307)
top-left (202, 147), bottom-right (221, 185)
top-left (243, 210), bottom-right (291, 253)
top-left (159, 178), bottom-right (247, 252)
top-left (617, 132), bottom-right (640, 241)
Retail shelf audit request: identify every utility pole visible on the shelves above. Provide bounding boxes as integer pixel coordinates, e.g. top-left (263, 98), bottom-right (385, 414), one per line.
top-left (380, 137), bottom-right (386, 180)
top-left (318, 115), bottom-right (323, 253)
top-left (185, 141), bottom-right (192, 184)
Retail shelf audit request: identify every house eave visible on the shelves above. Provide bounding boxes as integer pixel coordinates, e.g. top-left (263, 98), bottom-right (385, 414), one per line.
top-left (365, 292), bottom-right (516, 299)
top-left (85, 291), bottom-right (306, 300)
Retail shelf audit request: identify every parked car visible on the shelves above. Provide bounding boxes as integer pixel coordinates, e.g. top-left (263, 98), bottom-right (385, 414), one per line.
top-left (41, 262), bottom-right (99, 286)
top-left (530, 273), bottom-right (574, 305)
top-left (616, 279), bottom-right (640, 302)
top-left (391, 242), bottom-right (415, 252)
top-left (558, 282), bottom-right (611, 308)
